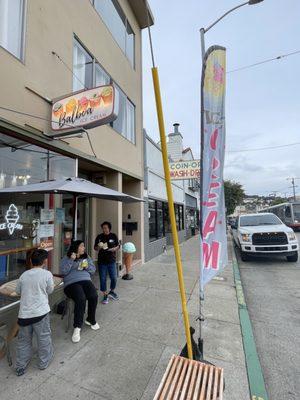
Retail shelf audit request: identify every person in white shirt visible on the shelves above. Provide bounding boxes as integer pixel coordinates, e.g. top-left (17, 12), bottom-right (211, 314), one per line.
top-left (10, 249), bottom-right (54, 376)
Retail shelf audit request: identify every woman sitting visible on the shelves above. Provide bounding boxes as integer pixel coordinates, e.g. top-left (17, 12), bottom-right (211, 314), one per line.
top-left (60, 240), bottom-right (99, 343)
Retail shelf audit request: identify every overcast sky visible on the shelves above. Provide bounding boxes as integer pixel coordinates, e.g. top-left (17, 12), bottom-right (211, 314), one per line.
top-left (142, 0), bottom-right (300, 197)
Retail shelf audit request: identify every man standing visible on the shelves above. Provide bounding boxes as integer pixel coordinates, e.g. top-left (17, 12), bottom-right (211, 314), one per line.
top-left (94, 221), bottom-right (120, 304)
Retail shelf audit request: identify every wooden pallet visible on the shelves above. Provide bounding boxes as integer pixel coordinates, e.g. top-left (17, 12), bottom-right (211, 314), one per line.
top-left (153, 355), bottom-right (224, 400)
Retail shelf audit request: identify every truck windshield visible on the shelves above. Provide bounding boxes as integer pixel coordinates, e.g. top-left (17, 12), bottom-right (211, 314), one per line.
top-left (292, 205), bottom-right (300, 220)
top-left (240, 214), bottom-right (282, 227)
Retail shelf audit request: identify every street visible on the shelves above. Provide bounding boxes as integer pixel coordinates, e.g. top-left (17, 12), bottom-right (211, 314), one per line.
top-left (236, 232), bottom-right (300, 400)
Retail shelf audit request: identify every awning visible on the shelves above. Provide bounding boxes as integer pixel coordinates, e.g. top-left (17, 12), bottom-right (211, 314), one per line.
top-left (0, 177), bottom-right (143, 203)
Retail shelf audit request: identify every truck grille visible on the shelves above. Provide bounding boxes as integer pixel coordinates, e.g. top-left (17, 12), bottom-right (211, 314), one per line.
top-left (252, 232), bottom-right (288, 245)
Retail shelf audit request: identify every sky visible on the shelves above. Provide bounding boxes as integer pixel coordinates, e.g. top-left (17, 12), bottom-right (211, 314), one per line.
top-left (142, 0), bottom-right (300, 197)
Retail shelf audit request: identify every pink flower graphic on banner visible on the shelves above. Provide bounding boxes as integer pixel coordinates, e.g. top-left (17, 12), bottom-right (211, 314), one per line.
top-left (213, 62), bottom-right (224, 84)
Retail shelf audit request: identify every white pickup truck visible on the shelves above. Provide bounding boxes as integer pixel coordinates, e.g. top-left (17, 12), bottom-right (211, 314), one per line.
top-left (232, 213), bottom-right (299, 262)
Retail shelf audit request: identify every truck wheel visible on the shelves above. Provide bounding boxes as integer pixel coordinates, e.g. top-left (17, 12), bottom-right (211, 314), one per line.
top-left (287, 252), bottom-right (298, 262)
top-left (240, 251), bottom-right (249, 262)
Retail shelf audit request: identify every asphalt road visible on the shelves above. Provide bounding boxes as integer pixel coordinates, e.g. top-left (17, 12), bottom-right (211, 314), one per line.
top-left (236, 232), bottom-right (300, 400)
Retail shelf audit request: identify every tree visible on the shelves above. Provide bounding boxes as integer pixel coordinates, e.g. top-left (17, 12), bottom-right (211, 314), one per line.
top-left (224, 180), bottom-right (245, 215)
top-left (270, 197), bottom-right (286, 206)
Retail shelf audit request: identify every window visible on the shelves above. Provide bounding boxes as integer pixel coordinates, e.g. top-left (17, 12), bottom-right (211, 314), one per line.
top-left (285, 206), bottom-right (291, 218)
top-left (157, 201), bottom-right (164, 238)
top-left (0, 0), bottom-right (25, 60)
top-left (149, 200), bottom-right (157, 241)
top-left (72, 37), bottom-right (136, 144)
top-left (91, 0), bottom-right (135, 67)
top-left (73, 39), bottom-right (93, 91)
top-left (112, 84), bottom-right (135, 143)
top-left (149, 200), bottom-right (165, 241)
top-left (95, 62), bottom-right (110, 86)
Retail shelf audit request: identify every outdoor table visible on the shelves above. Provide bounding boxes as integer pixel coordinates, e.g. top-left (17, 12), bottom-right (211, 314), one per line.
top-left (0, 276), bottom-right (63, 366)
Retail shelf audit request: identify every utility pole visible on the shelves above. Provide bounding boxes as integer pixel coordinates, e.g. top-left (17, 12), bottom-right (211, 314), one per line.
top-left (287, 178), bottom-right (298, 201)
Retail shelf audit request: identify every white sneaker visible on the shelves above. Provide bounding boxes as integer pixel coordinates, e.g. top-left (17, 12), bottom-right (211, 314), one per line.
top-left (85, 320), bottom-right (100, 330)
top-left (72, 327), bottom-right (81, 343)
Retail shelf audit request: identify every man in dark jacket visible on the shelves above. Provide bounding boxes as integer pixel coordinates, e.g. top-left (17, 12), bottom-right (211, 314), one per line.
top-left (94, 221), bottom-right (120, 304)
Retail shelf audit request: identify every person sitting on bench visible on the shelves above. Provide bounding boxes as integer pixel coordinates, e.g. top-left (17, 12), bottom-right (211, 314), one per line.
top-left (60, 240), bottom-right (99, 343)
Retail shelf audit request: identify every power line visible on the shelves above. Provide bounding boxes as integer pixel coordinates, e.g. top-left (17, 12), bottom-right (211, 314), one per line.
top-left (227, 50), bottom-right (300, 74)
top-left (51, 51), bottom-right (88, 90)
top-left (227, 141), bottom-right (300, 153)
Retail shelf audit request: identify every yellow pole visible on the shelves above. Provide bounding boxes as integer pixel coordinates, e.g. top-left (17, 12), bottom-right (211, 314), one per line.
top-left (151, 67), bottom-right (193, 360)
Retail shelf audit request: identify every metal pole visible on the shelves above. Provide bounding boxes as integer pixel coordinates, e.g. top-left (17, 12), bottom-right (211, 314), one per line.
top-left (152, 67), bottom-right (193, 360)
top-left (292, 178), bottom-right (296, 201)
top-left (145, 3), bottom-right (193, 360)
top-left (198, 28), bottom-right (206, 357)
top-left (200, 28), bottom-right (206, 62)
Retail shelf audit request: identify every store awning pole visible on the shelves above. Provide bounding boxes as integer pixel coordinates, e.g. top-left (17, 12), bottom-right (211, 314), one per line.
top-left (151, 67), bottom-right (193, 360)
top-left (72, 195), bottom-right (78, 240)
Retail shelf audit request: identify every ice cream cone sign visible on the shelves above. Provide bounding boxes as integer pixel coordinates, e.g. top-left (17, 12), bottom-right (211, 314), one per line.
top-left (0, 204), bottom-right (23, 235)
top-left (5, 204), bottom-right (19, 234)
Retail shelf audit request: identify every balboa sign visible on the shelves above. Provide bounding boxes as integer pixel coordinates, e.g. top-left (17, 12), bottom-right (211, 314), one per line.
top-left (169, 160), bottom-right (200, 180)
top-left (51, 85), bottom-right (119, 132)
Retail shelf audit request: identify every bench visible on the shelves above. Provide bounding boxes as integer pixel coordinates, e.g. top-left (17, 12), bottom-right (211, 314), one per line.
top-left (154, 355), bottom-right (224, 400)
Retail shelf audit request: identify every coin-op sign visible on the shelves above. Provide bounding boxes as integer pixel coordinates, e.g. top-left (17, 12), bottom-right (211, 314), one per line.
top-left (169, 160), bottom-right (200, 180)
top-left (51, 85), bottom-right (119, 132)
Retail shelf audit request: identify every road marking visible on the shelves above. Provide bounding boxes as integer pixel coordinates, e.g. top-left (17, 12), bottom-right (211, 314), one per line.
top-left (231, 242), bottom-right (269, 400)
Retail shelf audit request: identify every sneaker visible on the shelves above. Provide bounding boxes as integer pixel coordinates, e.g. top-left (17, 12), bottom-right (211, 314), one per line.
top-left (85, 320), bottom-right (100, 330)
top-left (72, 327), bottom-right (81, 343)
top-left (108, 291), bottom-right (119, 301)
top-left (122, 273), bottom-right (133, 280)
top-left (16, 367), bottom-right (25, 376)
top-left (102, 295), bottom-right (109, 304)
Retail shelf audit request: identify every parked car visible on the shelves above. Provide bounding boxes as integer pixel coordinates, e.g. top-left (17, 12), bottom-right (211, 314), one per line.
top-left (232, 213), bottom-right (299, 262)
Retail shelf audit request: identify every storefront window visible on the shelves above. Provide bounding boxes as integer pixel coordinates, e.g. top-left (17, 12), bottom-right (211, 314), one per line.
top-left (149, 200), bottom-right (156, 241)
top-left (0, 0), bottom-right (25, 60)
top-left (0, 133), bottom-right (77, 289)
top-left (157, 201), bottom-right (164, 238)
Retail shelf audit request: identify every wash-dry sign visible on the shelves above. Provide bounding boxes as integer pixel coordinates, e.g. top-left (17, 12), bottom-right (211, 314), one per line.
top-left (200, 46), bottom-right (228, 291)
top-left (51, 85), bottom-right (119, 132)
top-left (169, 160), bottom-right (200, 180)
top-left (0, 204), bottom-right (23, 235)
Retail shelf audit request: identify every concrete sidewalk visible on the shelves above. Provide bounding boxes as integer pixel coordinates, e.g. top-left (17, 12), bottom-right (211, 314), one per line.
top-left (0, 236), bottom-right (249, 400)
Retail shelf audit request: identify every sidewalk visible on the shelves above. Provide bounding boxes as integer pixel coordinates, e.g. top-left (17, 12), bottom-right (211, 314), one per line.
top-left (0, 236), bottom-right (249, 400)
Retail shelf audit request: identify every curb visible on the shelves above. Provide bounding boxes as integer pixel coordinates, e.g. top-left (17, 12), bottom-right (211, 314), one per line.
top-left (231, 242), bottom-right (269, 400)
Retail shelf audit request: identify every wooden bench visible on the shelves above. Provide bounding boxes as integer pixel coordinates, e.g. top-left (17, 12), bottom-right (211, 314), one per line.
top-left (153, 355), bottom-right (224, 400)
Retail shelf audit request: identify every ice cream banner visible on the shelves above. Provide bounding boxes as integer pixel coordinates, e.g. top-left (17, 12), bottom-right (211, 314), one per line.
top-left (200, 46), bottom-right (228, 291)
top-left (51, 85), bottom-right (119, 132)
top-left (169, 160), bottom-right (200, 180)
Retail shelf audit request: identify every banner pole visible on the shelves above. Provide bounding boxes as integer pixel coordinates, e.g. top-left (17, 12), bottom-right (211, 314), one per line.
top-left (198, 28), bottom-right (206, 356)
top-left (151, 67), bottom-right (193, 360)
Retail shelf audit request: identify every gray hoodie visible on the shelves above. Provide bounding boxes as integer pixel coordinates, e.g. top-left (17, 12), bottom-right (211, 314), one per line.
top-left (60, 256), bottom-right (96, 288)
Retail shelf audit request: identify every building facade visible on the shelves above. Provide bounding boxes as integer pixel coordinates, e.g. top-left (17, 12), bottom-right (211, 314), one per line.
top-left (144, 124), bottom-right (199, 262)
top-left (0, 0), bottom-right (154, 283)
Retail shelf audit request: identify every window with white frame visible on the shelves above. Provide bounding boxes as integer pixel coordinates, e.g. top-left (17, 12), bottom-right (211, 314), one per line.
top-left (73, 37), bottom-right (136, 144)
top-left (73, 39), bottom-right (93, 91)
top-left (0, 0), bottom-right (25, 60)
top-left (91, 0), bottom-right (135, 67)
top-left (112, 84), bottom-right (135, 144)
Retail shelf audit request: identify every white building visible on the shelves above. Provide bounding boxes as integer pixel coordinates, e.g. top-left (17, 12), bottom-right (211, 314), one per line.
top-left (144, 124), bottom-right (199, 261)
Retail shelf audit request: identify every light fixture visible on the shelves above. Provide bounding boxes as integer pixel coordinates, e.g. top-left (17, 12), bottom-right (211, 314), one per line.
top-left (248, 0), bottom-right (264, 4)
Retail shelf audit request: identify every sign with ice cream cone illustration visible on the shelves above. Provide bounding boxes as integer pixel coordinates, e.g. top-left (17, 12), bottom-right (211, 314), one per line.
top-left (0, 204), bottom-right (23, 235)
top-left (51, 85), bottom-right (119, 132)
